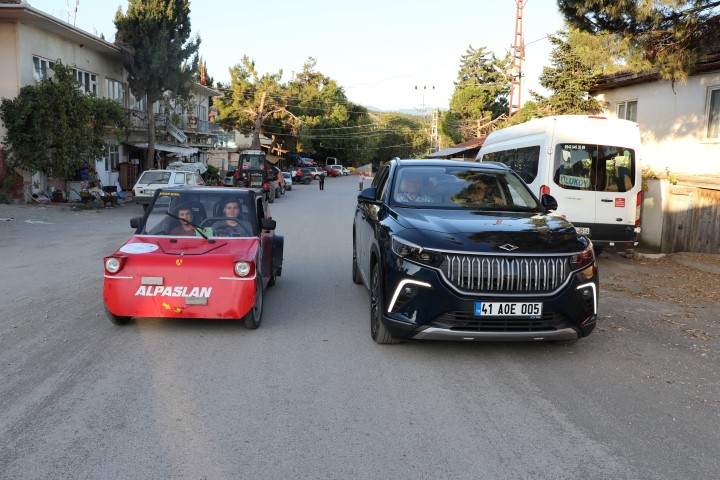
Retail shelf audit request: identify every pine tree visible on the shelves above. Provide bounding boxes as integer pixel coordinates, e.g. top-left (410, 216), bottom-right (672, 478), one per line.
top-left (531, 31), bottom-right (603, 115)
top-left (558, 0), bottom-right (720, 81)
top-left (447, 46), bottom-right (509, 141)
top-left (114, 0), bottom-right (200, 170)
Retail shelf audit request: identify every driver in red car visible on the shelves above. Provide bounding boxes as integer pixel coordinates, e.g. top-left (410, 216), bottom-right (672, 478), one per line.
top-left (212, 199), bottom-right (253, 236)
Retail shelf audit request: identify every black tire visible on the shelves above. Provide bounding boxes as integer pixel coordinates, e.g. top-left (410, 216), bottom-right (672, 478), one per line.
top-left (268, 188), bottom-right (275, 204)
top-left (594, 246), bottom-right (604, 256)
top-left (243, 276), bottom-right (263, 329)
top-left (104, 305), bottom-right (131, 325)
top-left (352, 238), bottom-right (362, 284)
top-left (370, 262), bottom-right (399, 344)
top-left (304, 178), bottom-right (311, 185)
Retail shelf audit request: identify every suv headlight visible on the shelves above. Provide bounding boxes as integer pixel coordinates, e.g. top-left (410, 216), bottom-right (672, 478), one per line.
top-left (570, 245), bottom-right (595, 270)
top-left (391, 236), bottom-right (443, 267)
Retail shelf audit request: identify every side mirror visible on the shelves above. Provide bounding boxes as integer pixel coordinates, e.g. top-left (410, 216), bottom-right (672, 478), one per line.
top-left (130, 217), bottom-right (141, 229)
top-left (261, 218), bottom-right (277, 231)
top-left (540, 193), bottom-right (558, 211)
top-left (357, 187), bottom-right (379, 204)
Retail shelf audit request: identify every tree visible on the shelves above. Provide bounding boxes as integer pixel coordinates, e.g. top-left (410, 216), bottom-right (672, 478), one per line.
top-left (213, 56), bottom-right (295, 150)
top-left (114, 0), bottom-right (200, 170)
top-left (446, 46), bottom-right (510, 142)
top-left (531, 30), bottom-right (604, 115)
top-left (0, 62), bottom-right (126, 180)
top-left (558, 0), bottom-right (720, 81)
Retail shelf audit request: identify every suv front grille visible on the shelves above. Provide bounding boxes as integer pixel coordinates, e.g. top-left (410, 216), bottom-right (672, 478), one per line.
top-left (441, 254), bottom-right (570, 294)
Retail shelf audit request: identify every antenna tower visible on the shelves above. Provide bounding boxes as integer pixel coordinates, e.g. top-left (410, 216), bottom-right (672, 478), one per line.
top-left (508, 0), bottom-right (525, 122)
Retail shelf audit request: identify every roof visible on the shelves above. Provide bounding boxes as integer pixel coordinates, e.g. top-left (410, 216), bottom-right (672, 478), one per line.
top-left (427, 136), bottom-right (486, 159)
top-left (0, 1), bottom-right (123, 57)
top-left (590, 53), bottom-right (720, 93)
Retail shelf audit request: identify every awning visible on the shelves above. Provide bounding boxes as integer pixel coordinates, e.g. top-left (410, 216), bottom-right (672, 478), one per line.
top-left (265, 154), bottom-right (281, 164)
top-left (129, 142), bottom-right (199, 157)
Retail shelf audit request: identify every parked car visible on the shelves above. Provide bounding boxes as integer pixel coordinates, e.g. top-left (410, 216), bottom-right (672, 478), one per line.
top-left (341, 166), bottom-right (351, 175)
top-left (270, 165), bottom-right (285, 196)
top-left (305, 166), bottom-right (325, 179)
top-left (325, 165), bottom-right (341, 177)
top-left (132, 167), bottom-right (205, 210)
top-left (103, 187), bottom-right (283, 329)
top-left (282, 171), bottom-right (293, 191)
top-left (296, 167), bottom-right (315, 184)
top-left (222, 168), bottom-right (235, 187)
top-left (353, 158), bottom-right (598, 344)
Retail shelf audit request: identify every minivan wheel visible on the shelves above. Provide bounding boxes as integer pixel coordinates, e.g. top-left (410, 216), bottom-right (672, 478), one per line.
top-left (370, 263), bottom-right (399, 344)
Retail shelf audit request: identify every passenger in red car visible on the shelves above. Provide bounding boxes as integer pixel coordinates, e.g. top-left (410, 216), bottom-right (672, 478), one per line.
top-left (170, 206), bottom-right (196, 236)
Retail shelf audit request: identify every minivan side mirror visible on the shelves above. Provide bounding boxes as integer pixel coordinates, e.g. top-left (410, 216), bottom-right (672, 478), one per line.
top-left (130, 217), bottom-right (141, 229)
top-left (358, 187), bottom-right (379, 204)
top-left (540, 193), bottom-right (558, 211)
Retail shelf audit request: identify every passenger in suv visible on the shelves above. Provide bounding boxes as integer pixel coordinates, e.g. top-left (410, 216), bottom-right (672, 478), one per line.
top-left (353, 158), bottom-right (598, 344)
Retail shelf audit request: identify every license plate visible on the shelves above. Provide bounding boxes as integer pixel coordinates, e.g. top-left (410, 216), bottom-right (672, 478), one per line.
top-left (474, 302), bottom-right (543, 318)
top-left (575, 227), bottom-right (591, 235)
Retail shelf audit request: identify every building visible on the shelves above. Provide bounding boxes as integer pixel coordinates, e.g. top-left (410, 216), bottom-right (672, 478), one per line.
top-left (590, 56), bottom-right (720, 253)
top-left (0, 0), bottom-right (220, 198)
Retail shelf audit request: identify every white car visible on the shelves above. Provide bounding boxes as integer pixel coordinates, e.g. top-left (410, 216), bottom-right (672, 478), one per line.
top-left (132, 168), bottom-right (205, 209)
top-left (282, 171), bottom-right (293, 191)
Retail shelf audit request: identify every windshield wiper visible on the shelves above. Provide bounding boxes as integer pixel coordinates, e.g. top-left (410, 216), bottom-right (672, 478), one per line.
top-left (165, 212), bottom-right (209, 239)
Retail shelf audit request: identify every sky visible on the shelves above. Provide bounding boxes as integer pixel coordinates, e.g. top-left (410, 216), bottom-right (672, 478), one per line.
top-left (28, 0), bottom-right (567, 112)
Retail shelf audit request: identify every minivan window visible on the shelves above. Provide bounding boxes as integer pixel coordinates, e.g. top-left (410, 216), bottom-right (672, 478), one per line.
top-left (553, 143), bottom-right (636, 192)
top-left (481, 146), bottom-right (539, 184)
top-left (175, 173), bottom-right (186, 185)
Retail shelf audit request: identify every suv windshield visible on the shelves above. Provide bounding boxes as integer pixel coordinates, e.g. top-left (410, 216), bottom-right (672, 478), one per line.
top-left (391, 166), bottom-right (540, 211)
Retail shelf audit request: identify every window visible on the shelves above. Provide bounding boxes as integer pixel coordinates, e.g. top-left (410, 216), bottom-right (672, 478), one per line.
top-left (481, 146), bottom-right (540, 184)
top-left (130, 94), bottom-right (146, 112)
top-left (706, 88), bottom-right (720, 139)
top-left (72, 68), bottom-right (97, 94)
top-left (617, 100), bottom-right (638, 122)
top-left (32, 56), bottom-right (55, 82)
top-left (105, 145), bottom-right (120, 172)
top-left (553, 143), bottom-right (636, 192)
top-left (198, 105), bottom-right (207, 120)
top-left (105, 79), bottom-right (126, 106)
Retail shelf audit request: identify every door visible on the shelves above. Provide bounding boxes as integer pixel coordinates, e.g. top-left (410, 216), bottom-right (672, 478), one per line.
top-left (551, 143), bottom-right (597, 229)
top-left (594, 146), bottom-right (638, 227)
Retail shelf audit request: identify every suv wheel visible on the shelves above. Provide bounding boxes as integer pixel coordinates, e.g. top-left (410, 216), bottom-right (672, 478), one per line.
top-left (370, 262), bottom-right (399, 344)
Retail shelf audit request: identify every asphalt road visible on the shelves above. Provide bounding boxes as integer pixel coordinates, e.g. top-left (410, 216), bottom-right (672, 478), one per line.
top-left (0, 176), bottom-right (718, 480)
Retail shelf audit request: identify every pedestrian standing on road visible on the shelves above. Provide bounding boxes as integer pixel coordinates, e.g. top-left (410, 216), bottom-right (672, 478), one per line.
top-left (319, 172), bottom-right (325, 190)
top-left (359, 173), bottom-right (366, 191)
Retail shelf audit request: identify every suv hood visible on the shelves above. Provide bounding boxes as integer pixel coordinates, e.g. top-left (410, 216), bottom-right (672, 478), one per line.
top-left (392, 208), bottom-right (586, 254)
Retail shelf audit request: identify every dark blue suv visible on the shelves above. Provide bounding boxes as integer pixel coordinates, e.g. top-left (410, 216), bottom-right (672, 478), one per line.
top-left (352, 159), bottom-right (598, 344)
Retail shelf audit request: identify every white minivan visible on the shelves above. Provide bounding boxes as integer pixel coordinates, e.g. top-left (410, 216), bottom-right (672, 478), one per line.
top-left (477, 115), bottom-right (642, 251)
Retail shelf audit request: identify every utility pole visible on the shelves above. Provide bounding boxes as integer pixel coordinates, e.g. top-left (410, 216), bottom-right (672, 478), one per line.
top-left (508, 0), bottom-right (525, 122)
top-left (431, 109), bottom-right (439, 153)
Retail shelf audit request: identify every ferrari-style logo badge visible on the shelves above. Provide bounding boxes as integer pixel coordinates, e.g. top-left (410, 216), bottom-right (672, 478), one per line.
top-left (499, 244), bottom-right (519, 252)
top-left (176, 259), bottom-right (183, 266)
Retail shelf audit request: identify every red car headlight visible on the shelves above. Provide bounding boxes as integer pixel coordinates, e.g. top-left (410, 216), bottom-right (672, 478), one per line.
top-left (104, 256), bottom-right (127, 274)
top-left (234, 261), bottom-right (255, 277)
